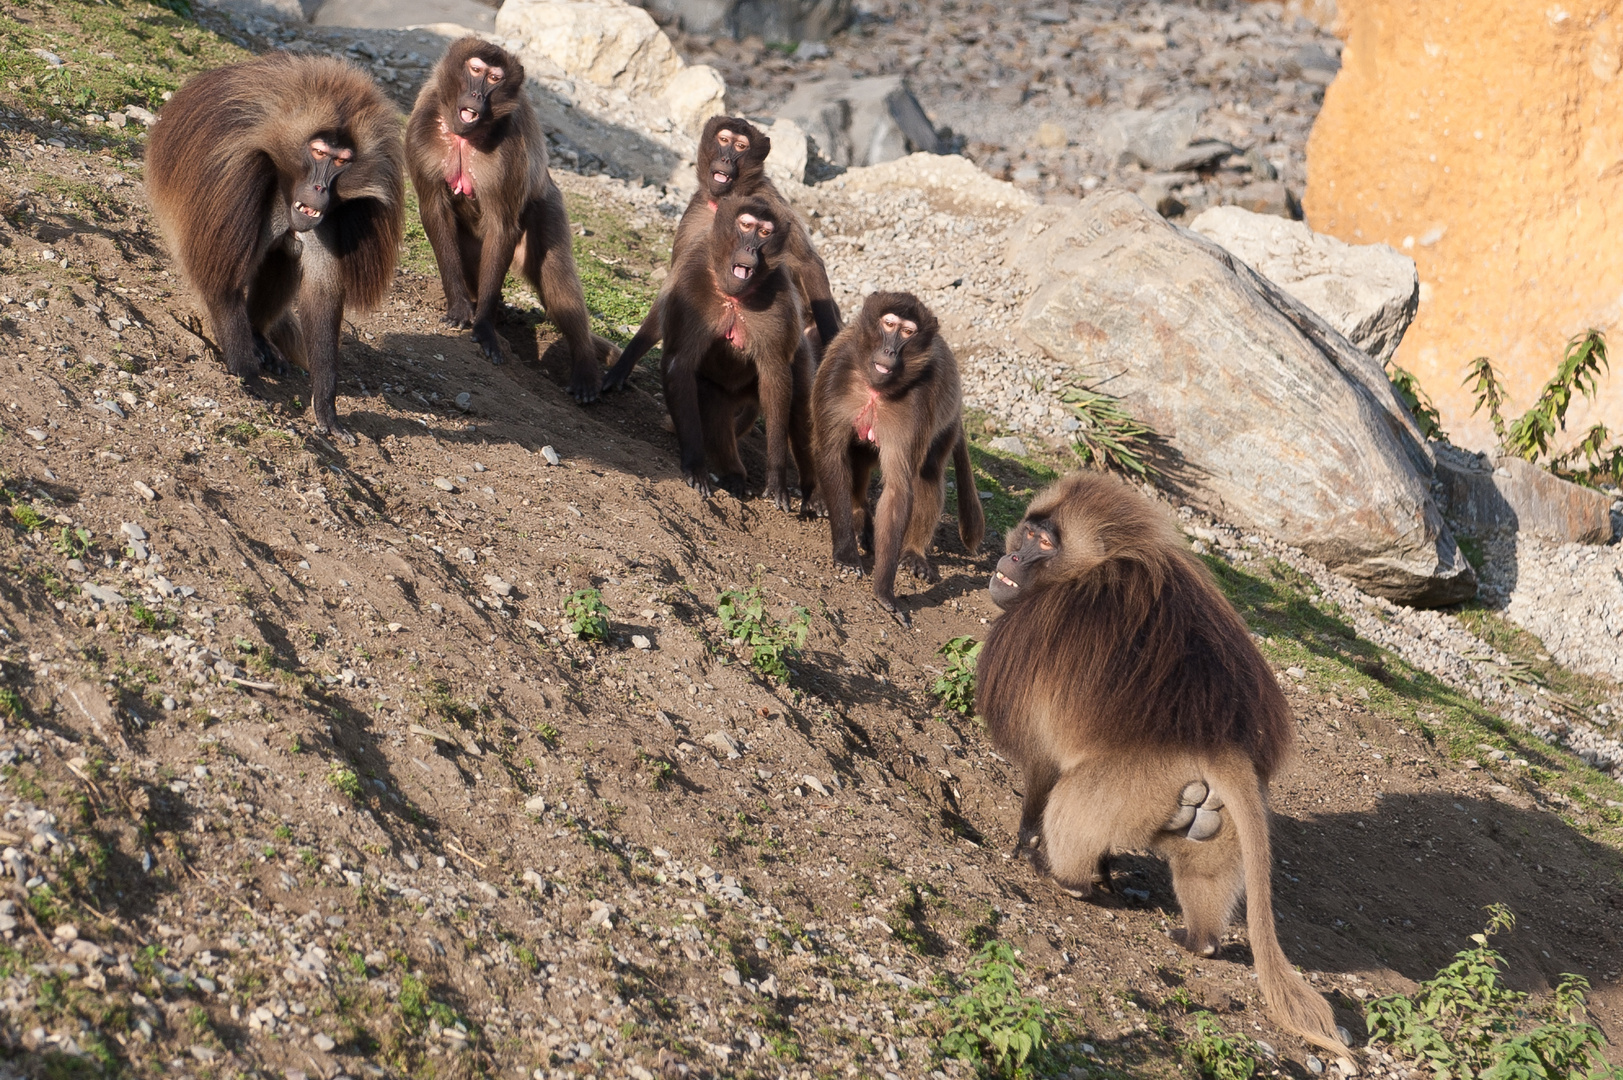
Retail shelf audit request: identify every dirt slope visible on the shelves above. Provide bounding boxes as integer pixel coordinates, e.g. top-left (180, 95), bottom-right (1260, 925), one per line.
top-left (1, 5), bottom-right (1623, 1080)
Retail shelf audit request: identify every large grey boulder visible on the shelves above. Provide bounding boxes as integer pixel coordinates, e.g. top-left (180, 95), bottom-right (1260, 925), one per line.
top-left (310, 0), bottom-right (495, 31)
top-left (195, 0), bottom-right (311, 20)
top-left (1190, 205), bottom-right (1419, 366)
top-left (631, 0), bottom-right (851, 42)
top-left (776, 73), bottom-right (942, 169)
top-left (497, 0), bottom-right (727, 139)
top-left (1006, 190), bottom-right (1475, 607)
top-left (1434, 446), bottom-right (1617, 545)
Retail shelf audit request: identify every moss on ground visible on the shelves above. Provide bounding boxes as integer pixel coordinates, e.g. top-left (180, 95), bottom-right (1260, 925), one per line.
top-left (0, 0), bottom-right (247, 158)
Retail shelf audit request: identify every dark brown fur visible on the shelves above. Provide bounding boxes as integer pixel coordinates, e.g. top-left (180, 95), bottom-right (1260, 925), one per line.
top-left (405, 37), bottom-right (617, 401)
top-left (147, 52), bottom-right (404, 442)
top-left (660, 195), bottom-right (815, 510)
top-left (602, 115), bottom-right (840, 392)
top-left (976, 472), bottom-right (1352, 1065)
top-left (811, 292), bottom-right (982, 619)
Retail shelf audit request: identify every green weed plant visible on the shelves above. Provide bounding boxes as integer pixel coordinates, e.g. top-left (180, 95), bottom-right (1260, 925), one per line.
top-left (1465, 330), bottom-right (1623, 488)
top-left (939, 941), bottom-right (1052, 1079)
top-left (563, 588), bottom-right (610, 642)
top-left (933, 635), bottom-right (982, 716)
top-left (717, 585), bottom-right (809, 683)
top-left (1186, 1012), bottom-right (1260, 1080)
top-left (1366, 905), bottom-right (1623, 1080)
top-left (1059, 383), bottom-right (1158, 478)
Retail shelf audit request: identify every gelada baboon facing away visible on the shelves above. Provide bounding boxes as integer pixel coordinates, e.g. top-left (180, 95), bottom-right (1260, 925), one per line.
top-left (406, 37), bottom-right (618, 401)
top-left (811, 292), bottom-right (982, 619)
top-left (976, 472), bottom-right (1354, 1067)
top-left (601, 115), bottom-right (841, 392)
top-left (147, 52), bottom-right (405, 443)
top-left (660, 194), bottom-right (815, 510)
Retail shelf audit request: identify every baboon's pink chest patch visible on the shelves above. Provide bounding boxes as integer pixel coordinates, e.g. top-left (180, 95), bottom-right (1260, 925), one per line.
top-left (442, 124), bottom-right (476, 198)
top-left (853, 388), bottom-right (882, 445)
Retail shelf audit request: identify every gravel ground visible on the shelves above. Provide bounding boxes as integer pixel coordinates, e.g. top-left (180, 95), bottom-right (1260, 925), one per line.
top-left (666, 0), bottom-right (1336, 217)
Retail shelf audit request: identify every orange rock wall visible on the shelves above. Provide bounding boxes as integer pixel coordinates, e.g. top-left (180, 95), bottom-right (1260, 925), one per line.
top-left (1304, 0), bottom-right (1623, 452)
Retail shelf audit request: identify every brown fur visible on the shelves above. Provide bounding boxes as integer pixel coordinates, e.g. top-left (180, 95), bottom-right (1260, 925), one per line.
top-left (811, 292), bottom-right (982, 619)
top-left (660, 195), bottom-right (815, 510)
top-left (602, 114), bottom-right (840, 392)
top-left (405, 37), bottom-right (617, 401)
top-left (976, 472), bottom-right (1352, 1065)
top-left (147, 51), bottom-right (405, 441)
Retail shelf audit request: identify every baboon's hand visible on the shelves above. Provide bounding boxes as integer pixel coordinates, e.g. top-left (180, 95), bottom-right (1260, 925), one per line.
top-left (443, 298), bottom-right (474, 329)
top-left (682, 468), bottom-right (714, 497)
top-left (471, 323), bottom-right (512, 366)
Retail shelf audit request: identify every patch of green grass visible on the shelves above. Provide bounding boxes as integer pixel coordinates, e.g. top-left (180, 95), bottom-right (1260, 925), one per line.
top-left (1367, 905), bottom-right (1623, 1079)
top-left (932, 635), bottom-right (982, 717)
top-left (8, 503), bottom-right (46, 533)
top-left (1451, 603), bottom-right (1614, 716)
top-left (400, 187), bottom-right (438, 278)
top-left (961, 417), bottom-right (1063, 537)
top-left (560, 191), bottom-right (668, 347)
top-left (328, 763), bottom-right (362, 801)
top-left (717, 585), bottom-right (809, 683)
top-left (0, 0), bottom-right (247, 152)
top-left (397, 972), bottom-right (477, 1040)
top-left (564, 588), bottom-right (610, 642)
top-left (639, 750), bottom-right (674, 791)
top-left (424, 677), bottom-right (477, 727)
top-left (0, 687), bottom-right (23, 721)
top-left (129, 602), bottom-right (174, 631)
top-left (1208, 553), bottom-right (1623, 821)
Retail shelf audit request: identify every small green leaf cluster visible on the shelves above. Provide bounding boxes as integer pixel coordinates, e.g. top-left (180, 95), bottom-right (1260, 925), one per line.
top-left (933, 636), bottom-right (983, 716)
top-left (327, 764), bottom-right (362, 802)
top-left (939, 941), bottom-right (1052, 1079)
top-left (1466, 331), bottom-right (1623, 488)
top-left (1388, 362), bottom-right (1447, 441)
top-left (717, 586), bottom-right (809, 683)
top-left (53, 526), bottom-right (93, 560)
top-left (1366, 904), bottom-right (1623, 1080)
top-left (564, 588), bottom-right (611, 642)
top-left (1186, 1012), bottom-right (1259, 1080)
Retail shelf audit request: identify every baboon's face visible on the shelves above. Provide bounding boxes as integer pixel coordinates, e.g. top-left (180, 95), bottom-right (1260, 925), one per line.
top-left (990, 517), bottom-right (1057, 609)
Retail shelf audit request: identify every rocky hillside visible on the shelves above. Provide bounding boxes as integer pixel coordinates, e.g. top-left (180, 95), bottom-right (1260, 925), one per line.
top-left (0, 3), bottom-right (1622, 1080)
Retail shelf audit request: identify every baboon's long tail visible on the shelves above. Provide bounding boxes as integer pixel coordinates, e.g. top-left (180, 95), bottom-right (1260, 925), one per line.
top-left (1209, 757), bottom-right (1356, 1071)
top-left (953, 430), bottom-right (984, 553)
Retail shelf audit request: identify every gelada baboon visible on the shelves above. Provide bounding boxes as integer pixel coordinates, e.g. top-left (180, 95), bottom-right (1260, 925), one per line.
top-left (660, 194), bottom-right (815, 510)
top-left (601, 115), bottom-right (840, 392)
top-left (406, 37), bottom-right (617, 401)
top-left (147, 52), bottom-right (404, 443)
top-left (976, 472), bottom-right (1353, 1065)
top-left (811, 292), bottom-right (982, 618)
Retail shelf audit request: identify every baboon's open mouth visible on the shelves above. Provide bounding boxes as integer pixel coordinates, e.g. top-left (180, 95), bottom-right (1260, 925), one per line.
top-left (712, 171), bottom-right (731, 185)
top-left (873, 362), bottom-right (892, 375)
top-left (293, 202), bottom-right (322, 220)
top-left (995, 571), bottom-right (1018, 589)
top-left (731, 263), bottom-right (752, 280)
top-left (459, 107), bottom-right (479, 125)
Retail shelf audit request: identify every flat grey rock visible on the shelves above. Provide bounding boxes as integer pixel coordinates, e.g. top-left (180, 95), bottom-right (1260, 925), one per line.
top-left (1435, 445), bottom-right (1616, 546)
top-left (311, 0), bottom-right (495, 31)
